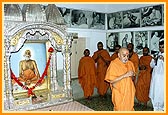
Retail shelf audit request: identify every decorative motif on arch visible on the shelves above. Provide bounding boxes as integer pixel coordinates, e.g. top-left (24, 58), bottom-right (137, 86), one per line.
top-left (8, 23), bottom-right (66, 53)
top-left (50, 31), bottom-right (64, 45)
top-left (10, 30), bottom-right (25, 46)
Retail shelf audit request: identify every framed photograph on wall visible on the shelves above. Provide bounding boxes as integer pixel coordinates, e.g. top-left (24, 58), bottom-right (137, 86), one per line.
top-left (123, 9), bottom-right (140, 28)
top-left (141, 5), bottom-right (162, 27)
top-left (134, 31), bottom-right (148, 55)
top-left (118, 32), bottom-right (133, 48)
top-left (10, 42), bottom-right (49, 98)
top-left (58, 7), bottom-right (71, 27)
top-left (107, 12), bottom-right (122, 30)
top-left (106, 32), bottom-right (119, 52)
top-left (149, 30), bottom-right (164, 55)
top-left (71, 10), bottom-right (88, 29)
top-left (162, 4), bottom-right (164, 26)
top-left (90, 12), bottom-right (105, 29)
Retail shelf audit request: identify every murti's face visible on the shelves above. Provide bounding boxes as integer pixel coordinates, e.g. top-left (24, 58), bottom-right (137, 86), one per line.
top-left (118, 50), bottom-right (129, 63)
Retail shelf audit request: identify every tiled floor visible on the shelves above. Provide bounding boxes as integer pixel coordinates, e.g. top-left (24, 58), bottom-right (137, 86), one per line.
top-left (31, 78), bottom-right (153, 111)
top-left (71, 78), bottom-right (153, 111)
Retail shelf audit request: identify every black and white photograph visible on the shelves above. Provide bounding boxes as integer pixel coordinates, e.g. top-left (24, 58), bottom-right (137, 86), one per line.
top-left (107, 12), bottom-right (122, 29)
top-left (106, 33), bottom-right (119, 52)
top-left (162, 4), bottom-right (164, 25)
top-left (150, 30), bottom-right (164, 55)
top-left (118, 32), bottom-right (133, 48)
top-left (90, 12), bottom-right (105, 29)
top-left (71, 10), bottom-right (88, 28)
top-left (141, 5), bottom-right (162, 27)
top-left (71, 10), bottom-right (105, 29)
top-left (134, 31), bottom-right (148, 55)
top-left (123, 9), bottom-right (140, 28)
top-left (58, 7), bottom-right (71, 26)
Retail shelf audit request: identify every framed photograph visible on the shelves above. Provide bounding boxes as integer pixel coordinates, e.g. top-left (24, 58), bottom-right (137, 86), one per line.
top-left (134, 31), bottom-right (148, 55)
top-left (107, 12), bottom-right (122, 29)
top-left (141, 5), bottom-right (162, 27)
top-left (71, 10), bottom-right (105, 29)
top-left (150, 30), bottom-right (164, 55)
top-left (106, 32), bottom-right (119, 52)
top-left (71, 10), bottom-right (88, 28)
top-left (162, 4), bottom-right (164, 25)
top-left (123, 9), bottom-right (140, 28)
top-left (89, 12), bottom-right (105, 29)
top-left (58, 7), bottom-right (71, 27)
top-left (10, 42), bottom-right (49, 97)
top-left (118, 32), bottom-right (133, 48)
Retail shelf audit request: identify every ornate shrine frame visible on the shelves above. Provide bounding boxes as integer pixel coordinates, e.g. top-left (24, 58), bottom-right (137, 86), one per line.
top-left (3, 21), bottom-right (73, 111)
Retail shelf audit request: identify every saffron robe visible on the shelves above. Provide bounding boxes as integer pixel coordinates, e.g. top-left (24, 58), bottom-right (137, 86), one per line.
top-left (135, 55), bottom-right (152, 103)
top-left (105, 58), bottom-right (135, 111)
top-left (129, 52), bottom-right (139, 76)
top-left (111, 52), bottom-right (118, 61)
top-left (92, 49), bottom-right (111, 96)
top-left (78, 56), bottom-right (97, 98)
top-left (18, 69), bottom-right (40, 85)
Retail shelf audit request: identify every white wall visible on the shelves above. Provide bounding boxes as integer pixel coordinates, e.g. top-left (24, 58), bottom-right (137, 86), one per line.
top-left (68, 28), bottom-right (107, 56)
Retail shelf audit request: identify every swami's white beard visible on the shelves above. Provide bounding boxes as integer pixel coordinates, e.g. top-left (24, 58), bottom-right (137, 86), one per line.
top-left (25, 57), bottom-right (30, 60)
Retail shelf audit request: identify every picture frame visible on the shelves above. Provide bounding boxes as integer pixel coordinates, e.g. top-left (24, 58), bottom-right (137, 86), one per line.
top-left (10, 41), bottom-right (51, 99)
top-left (141, 5), bottom-right (162, 27)
top-left (123, 8), bottom-right (141, 28)
top-left (118, 32), bottom-right (133, 48)
top-left (106, 32), bottom-right (119, 52)
top-left (71, 9), bottom-right (105, 29)
top-left (133, 31), bottom-right (148, 55)
top-left (149, 30), bottom-right (164, 55)
top-left (107, 12), bottom-right (122, 29)
top-left (58, 7), bottom-right (72, 27)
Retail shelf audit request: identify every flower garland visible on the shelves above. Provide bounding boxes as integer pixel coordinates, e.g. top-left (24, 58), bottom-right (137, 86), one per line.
top-left (10, 47), bottom-right (54, 97)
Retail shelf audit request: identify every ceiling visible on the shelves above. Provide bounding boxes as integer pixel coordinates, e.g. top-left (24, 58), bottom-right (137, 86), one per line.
top-left (56, 3), bottom-right (156, 13)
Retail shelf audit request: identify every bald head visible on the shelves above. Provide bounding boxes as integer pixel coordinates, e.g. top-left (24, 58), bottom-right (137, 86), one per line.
top-left (118, 47), bottom-right (129, 63)
top-left (119, 47), bottom-right (129, 54)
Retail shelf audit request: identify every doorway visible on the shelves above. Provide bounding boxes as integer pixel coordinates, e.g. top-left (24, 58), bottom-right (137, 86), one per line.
top-left (71, 38), bottom-right (86, 79)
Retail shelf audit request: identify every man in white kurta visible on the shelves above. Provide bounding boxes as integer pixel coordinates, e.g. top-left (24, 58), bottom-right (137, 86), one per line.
top-left (149, 40), bottom-right (164, 111)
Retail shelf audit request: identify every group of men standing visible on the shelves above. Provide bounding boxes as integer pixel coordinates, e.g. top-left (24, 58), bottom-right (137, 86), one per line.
top-left (78, 40), bottom-right (164, 111)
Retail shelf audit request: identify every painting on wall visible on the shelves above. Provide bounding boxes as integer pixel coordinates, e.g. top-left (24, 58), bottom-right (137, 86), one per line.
top-left (123, 9), bottom-right (140, 28)
top-left (141, 5), bottom-right (162, 27)
top-left (107, 12), bottom-right (122, 30)
top-left (134, 31), bottom-right (148, 55)
top-left (106, 32), bottom-right (119, 52)
top-left (118, 32), bottom-right (133, 48)
top-left (149, 30), bottom-right (164, 55)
